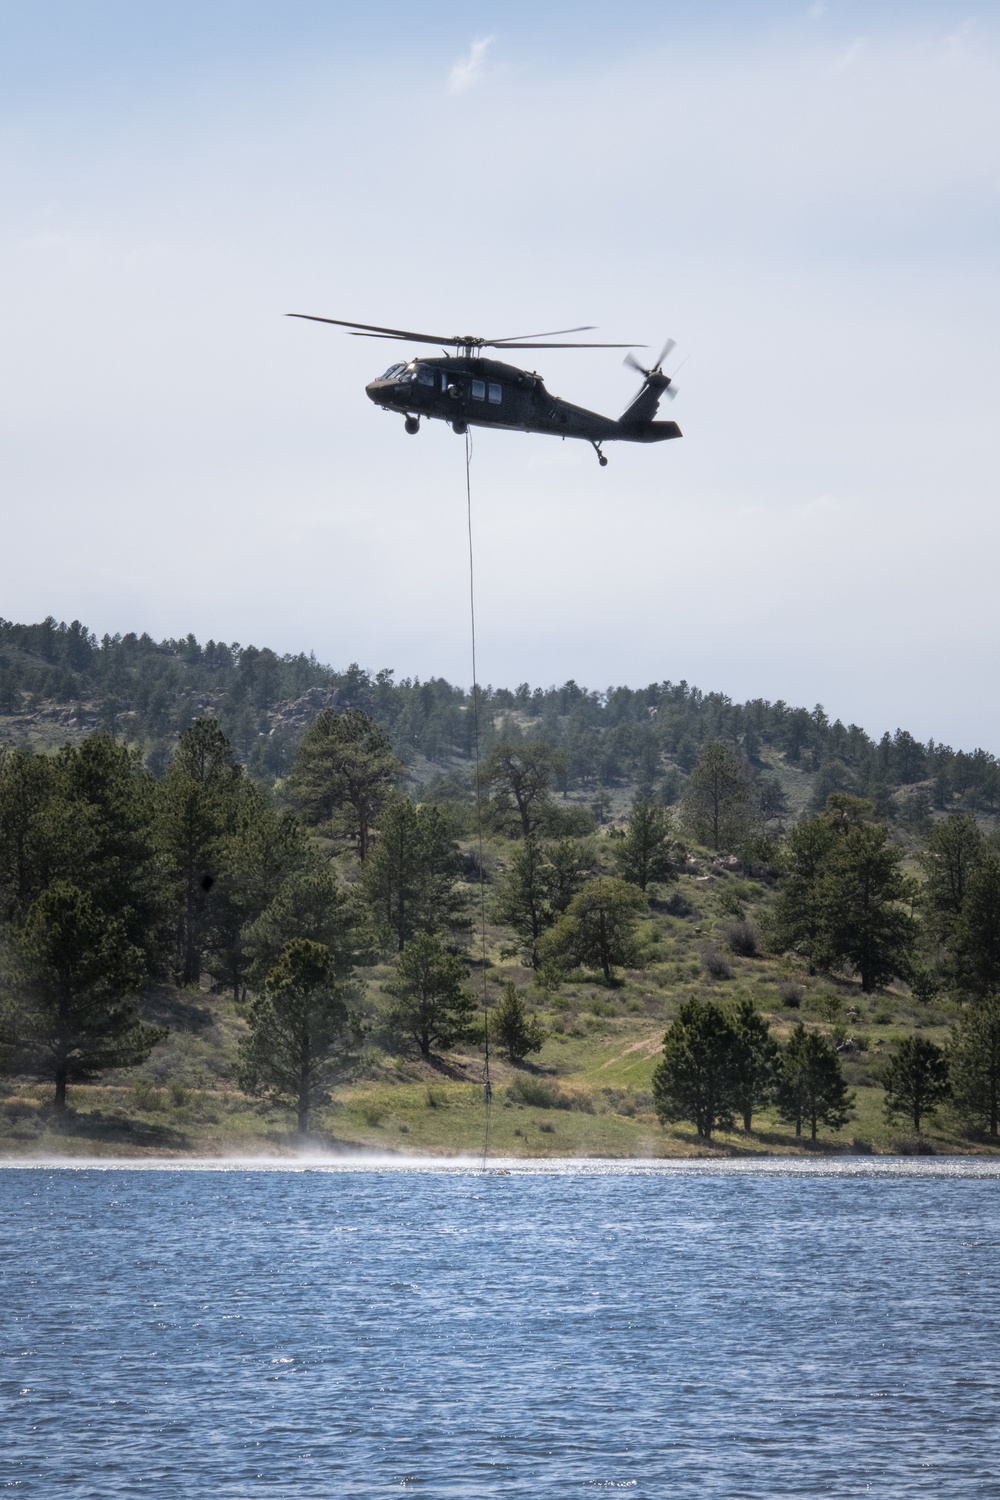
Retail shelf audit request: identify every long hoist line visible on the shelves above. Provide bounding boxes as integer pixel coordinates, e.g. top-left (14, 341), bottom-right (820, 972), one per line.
top-left (464, 429), bottom-right (493, 1168)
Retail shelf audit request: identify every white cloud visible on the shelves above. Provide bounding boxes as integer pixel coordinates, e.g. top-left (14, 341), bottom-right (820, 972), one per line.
top-left (447, 36), bottom-right (494, 95)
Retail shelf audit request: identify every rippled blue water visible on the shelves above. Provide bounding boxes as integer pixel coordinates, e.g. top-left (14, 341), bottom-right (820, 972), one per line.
top-left (2, 1158), bottom-right (999, 1497)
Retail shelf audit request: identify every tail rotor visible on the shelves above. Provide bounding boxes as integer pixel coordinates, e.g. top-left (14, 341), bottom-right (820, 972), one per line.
top-left (624, 337), bottom-right (677, 397)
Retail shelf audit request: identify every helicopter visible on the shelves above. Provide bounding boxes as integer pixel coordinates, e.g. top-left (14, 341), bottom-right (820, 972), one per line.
top-left (287, 315), bottom-right (682, 466)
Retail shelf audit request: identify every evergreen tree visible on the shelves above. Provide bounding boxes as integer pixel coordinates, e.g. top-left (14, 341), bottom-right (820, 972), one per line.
top-left (243, 871), bottom-right (364, 992)
top-left (15, 884), bottom-right (162, 1110)
top-left (880, 1036), bottom-right (950, 1135)
top-left (817, 821), bottom-right (918, 992)
top-left (481, 740), bottom-right (566, 838)
top-left (768, 810), bottom-right (845, 966)
top-left (0, 748), bottom-right (61, 925)
top-left (770, 797), bottom-right (917, 992)
top-left (731, 996), bottom-right (779, 1132)
top-left (491, 835), bottom-right (553, 967)
top-left (950, 996), bottom-right (1000, 1138)
top-left (918, 813), bottom-right (984, 942)
top-left (491, 837), bottom-right (593, 969)
top-left (360, 799), bottom-right (464, 953)
top-left (50, 735), bottom-right (164, 961)
top-left (1, 739), bottom-right (164, 971)
top-left (544, 838), bottom-right (594, 915)
top-left (491, 981), bottom-right (545, 1064)
top-left (156, 719), bottom-right (245, 985)
top-left (288, 707), bottom-right (399, 858)
top-left (538, 877), bottom-right (645, 985)
top-left (775, 1023), bottom-right (853, 1140)
top-left (682, 741), bottom-right (756, 850)
top-left (205, 791), bottom-right (312, 1001)
top-left (948, 855), bottom-right (1000, 999)
top-left (238, 938), bottom-right (359, 1133)
top-left (384, 934), bottom-right (477, 1059)
top-left (651, 999), bottom-right (739, 1141)
top-left (613, 800), bottom-right (675, 890)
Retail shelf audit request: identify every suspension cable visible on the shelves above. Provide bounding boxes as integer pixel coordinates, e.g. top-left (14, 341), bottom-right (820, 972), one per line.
top-left (464, 428), bottom-right (492, 1168)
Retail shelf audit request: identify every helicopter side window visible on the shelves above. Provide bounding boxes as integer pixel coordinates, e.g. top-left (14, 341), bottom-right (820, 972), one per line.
top-left (488, 382), bottom-right (502, 404)
top-left (417, 366), bottom-right (435, 386)
top-left (471, 379), bottom-right (486, 401)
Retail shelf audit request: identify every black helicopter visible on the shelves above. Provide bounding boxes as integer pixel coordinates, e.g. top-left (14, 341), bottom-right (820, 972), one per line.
top-left (287, 315), bottom-right (682, 465)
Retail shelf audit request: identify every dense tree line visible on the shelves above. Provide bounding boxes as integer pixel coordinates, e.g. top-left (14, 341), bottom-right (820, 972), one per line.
top-left (3, 682), bottom-right (1000, 1142)
top-left (4, 617), bottom-right (1000, 818)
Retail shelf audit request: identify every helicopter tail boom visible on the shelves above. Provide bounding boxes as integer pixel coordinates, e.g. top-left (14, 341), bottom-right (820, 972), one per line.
top-left (623, 418), bottom-right (682, 443)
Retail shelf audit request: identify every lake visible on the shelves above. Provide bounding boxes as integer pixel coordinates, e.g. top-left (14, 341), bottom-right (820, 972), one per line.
top-left (2, 1157), bottom-right (999, 1497)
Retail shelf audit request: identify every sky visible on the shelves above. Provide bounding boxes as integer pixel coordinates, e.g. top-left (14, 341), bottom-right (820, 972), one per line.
top-left (1, 1), bottom-right (998, 748)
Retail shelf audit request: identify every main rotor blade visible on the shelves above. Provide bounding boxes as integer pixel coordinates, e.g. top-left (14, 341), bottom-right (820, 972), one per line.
top-left (351, 333), bottom-right (637, 351)
top-left (287, 314), bottom-right (466, 346)
top-left (492, 340), bottom-right (640, 349)
top-left (489, 326), bottom-right (596, 344)
top-left (288, 314), bottom-right (642, 352)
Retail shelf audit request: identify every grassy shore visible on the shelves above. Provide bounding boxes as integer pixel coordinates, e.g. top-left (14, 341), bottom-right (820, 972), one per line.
top-left (3, 859), bottom-right (995, 1159)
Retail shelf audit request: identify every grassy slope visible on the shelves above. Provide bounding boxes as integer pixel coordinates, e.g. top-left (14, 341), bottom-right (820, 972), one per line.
top-left (2, 851), bottom-right (990, 1160)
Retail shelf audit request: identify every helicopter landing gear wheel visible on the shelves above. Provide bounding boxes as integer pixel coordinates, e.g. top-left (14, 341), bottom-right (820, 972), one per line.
top-left (592, 441), bottom-right (608, 467)
top-left (452, 419), bottom-right (468, 436)
top-left (404, 415), bottom-right (420, 435)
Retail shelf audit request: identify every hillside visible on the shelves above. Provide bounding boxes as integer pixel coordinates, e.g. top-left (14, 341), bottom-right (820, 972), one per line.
top-left (0, 852), bottom-right (980, 1160)
top-left (2, 615), bottom-right (999, 1160)
top-left (3, 615), bottom-right (999, 826)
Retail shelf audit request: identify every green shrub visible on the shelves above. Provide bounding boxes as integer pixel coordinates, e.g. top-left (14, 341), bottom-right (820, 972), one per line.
top-left (507, 1075), bottom-right (568, 1109)
top-left (132, 1081), bottom-right (164, 1112)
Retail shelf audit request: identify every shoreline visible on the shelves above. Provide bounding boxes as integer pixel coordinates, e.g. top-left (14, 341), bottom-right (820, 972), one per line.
top-left (4, 1151), bottom-right (1000, 1174)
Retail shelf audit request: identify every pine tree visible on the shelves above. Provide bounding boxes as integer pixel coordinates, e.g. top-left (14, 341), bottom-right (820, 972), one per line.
top-left (775, 1023), bottom-right (853, 1141)
top-left (651, 999), bottom-right (739, 1141)
top-left (950, 996), bottom-right (1000, 1138)
top-left (384, 934), bottom-right (477, 1059)
top-left (919, 813), bottom-right (984, 942)
top-left (613, 800), bottom-right (676, 890)
top-left (817, 821), bottom-right (918, 992)
top-left (880, 1036), bottom-right (950, 1135)
top-left (491, 981), bottom-right (545, 1064)
top-left (491, 835), bottom-right (553, 966)
top-left (288, 708), bottom-right (399, 859)
top-left (360, 799), bottom-right (464, 953)
top-left (238, 938), bottom-right (359, 1133)
top-left (0, 748), bottom-right (57, 925)
top-left (770, 797), bottom-right (917, 992)
top-left (731, 996), bottom-right (779, 1132)
top-left (156, 719), bottom-right (245, 985)
top-left (480, 741), bottom-right (565, 839)
top-left (949, 855), bottom-right (1000, 999)
top-left (243, 871), bottom-right (365, 992)
top-left (16, 884), bottom-right (162, 1110)
top-left (682, 742), bottom-right (756, 851)
top-left (205, 791), bottom-right (312, 1001)
top-left (538, 877), bottom-right (645, 985)
top-left (768, 812), bottom-right (845, 966)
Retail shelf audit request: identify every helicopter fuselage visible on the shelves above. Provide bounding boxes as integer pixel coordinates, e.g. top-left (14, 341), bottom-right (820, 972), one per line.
top-left (365, 355), bottom-right (681, 446)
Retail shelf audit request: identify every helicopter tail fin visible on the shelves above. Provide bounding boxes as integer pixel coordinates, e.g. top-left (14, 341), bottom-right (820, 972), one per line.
top-left (619, 372), bottom-right (673, 428)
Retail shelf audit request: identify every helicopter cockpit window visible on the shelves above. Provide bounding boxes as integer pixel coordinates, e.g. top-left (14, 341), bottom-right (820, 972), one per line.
top-left (471, 379), bottom-right (486, 401)
top-left (488, 382), bottom-right (502, 404)
top-left (417, 366), bottom-right (435, 386)
top-left (381, 363), bottom-right (405, 379)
